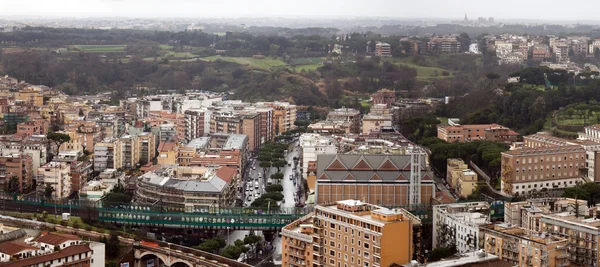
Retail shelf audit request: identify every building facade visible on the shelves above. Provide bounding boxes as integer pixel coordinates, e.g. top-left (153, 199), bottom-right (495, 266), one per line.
top-left (501, 145), bottom-right (586, 196)
top-left (327, 108), bottom-right (362, 134)
top-left (315, 151), bottom-right (435, 206)
top-left (446, 158), bottom-right (478, 198)
top-left (433, 202), bottom-right (490, 253)
top-left (281, 200), bottom-right (421, 267)
top-left (481, 223), bottom-right (569, 267)
top-left (0, 153), bottom-right (33, 193)
top-left (37, 162), bottom-right (71, 199)
top-left (135, 166), bottom-right (238, 211)
top-left (371, 88), bottom-right (396, 107)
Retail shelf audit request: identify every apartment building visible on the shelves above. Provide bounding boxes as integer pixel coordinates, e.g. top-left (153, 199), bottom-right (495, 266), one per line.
top-left (93, 139), bottom-right (115, 172)
top-left (308, 121), bottom-right (352, 134)
top-left (70, 161), bottom-right (92, 193)
top-left (0, 153), bottom-right (33, 193)
top-left (326, 108), bottom-right (362, 134)
top-left (114, 135), bottom-right (139, 170)
top-left (437, 123), bottom-right (520, 143)
top-left (433, 202), bottom-right (490, 253)
top-left (37, 161), bottom-right (71, 199)
top-left (428, 36), bottom-right (460, 53)
top-left (372, 89), bottom-right (396, 107)
top-left (281, 200), bottom-right (421, 267)
top-left (481, 223), bottom-right (569, 267)
top-left (362, 114), bottom-right (393, 135)
top-left (446, 158), bottom-right (478, 198)
top-left (504, 198), bottom-right (588, 232)
top-left (299, 133), bottom-right (337, 188)
top-left (500, 145), bottom-right (586, 196)
top-left (210, 112), bottom-right (261, 152)
top-left (157, 142), bottom-right (178, 165)
top-left (523, 132), bottom-right (600, 182)
top-left (579, 124), bottom-right (600, 143)
top-left (0, 135), bottom-right (48, 172)
top-left (315, 151), bottom-right (435, 206)
top-left (184, 109), bottom-right (206, 142)
top-left (137, 132), bottom-right (155, 165)
top-left (135, 165), bottom-right (238, 211)
top-left (159, 123), bottom-right (177, 143)
top-left (541, 213), bottom-right (600, 266)
top-left (16, 119), bottom-right (47, 137)
top-left (375, 42), bottom-right (392, 57)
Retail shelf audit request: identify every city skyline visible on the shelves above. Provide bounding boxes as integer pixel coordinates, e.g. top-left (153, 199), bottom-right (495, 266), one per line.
top-left (0, 0), bottom-right (599, 22)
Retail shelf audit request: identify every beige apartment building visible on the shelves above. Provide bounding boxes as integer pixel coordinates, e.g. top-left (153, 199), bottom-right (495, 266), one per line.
top-left (137, 132), bottom-right (155, 165)
top-left (211, 113), bottom-right (261, 152)
top-left (437, 123), bottom-right (520, 143)
top-left (114, 135), bottom-right (140, 169)
top-left (541, 213), bottom-right (600, 266)
top-left (326, 108), bottom-right (362, 134)
top-left (37, 162), bottom-right (71, 199)
top-left (281, 200), bottom-right (421, 267)
top-left (504, 198), bottom-right (588, 232)
top-left (362, 114), bottom-right (393, 135)
top-left (446, 158), bottom-right (478, 198)
top-left (500, 145), bottom-right (586, 196)
top-left (481, 223), bottom-right (569, 267)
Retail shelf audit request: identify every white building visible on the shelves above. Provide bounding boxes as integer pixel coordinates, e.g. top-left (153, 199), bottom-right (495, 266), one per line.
top-left (36, 232), bottom-right (82, 252)
top-left (0, 135), bottom-right (49, 171)
top-left (433, 202), bottom-right (491, 253)
top-left (299, 133), bottom-right (337, 179)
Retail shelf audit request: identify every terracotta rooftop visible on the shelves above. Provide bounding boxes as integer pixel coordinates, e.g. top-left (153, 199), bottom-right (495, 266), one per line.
top-left (158, 142), bottom-right (177, 152)
top-left (216, 166), bottom-right (237, 183)
top-left (36, 232), bottom-right (81, 246)
top-left (2, 244), bottom-right (92, 267)
top-left (0, 241), bottom-right (38, 255)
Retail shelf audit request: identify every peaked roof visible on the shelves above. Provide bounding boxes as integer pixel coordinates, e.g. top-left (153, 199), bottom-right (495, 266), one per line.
top-left (353, 158), bottom-right (373, 170)
top-left (0, 241), bottom-right (38, 255)
top-left (36, 232), bottom-right (81, 246)
top-left (379, 159), bottom-right (399, 171)
top-left (326, 157), bottom-right (347, 171)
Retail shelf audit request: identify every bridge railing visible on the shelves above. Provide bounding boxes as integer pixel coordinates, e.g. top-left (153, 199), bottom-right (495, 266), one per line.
top-left (142, 240), bottom-right (253, 267)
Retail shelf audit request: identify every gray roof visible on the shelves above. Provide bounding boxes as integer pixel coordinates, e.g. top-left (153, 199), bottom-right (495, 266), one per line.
top-left (223, 134), bottom-right (248, 150)
top-left (139, 171), bottom-right (227, 193)
top-left (187, 137), bottom-right (210, 149)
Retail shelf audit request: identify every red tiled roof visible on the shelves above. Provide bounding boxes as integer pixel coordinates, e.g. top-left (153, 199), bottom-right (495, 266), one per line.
top-left (216, 166), bottom-right (237, 183)
top-left (2, 244), bottom-right (91, 267)
top-left (0, 241), bottom-right (38, 256)
top-left (158, 142), bottom-right (177, 152)
top-left (36, 232), bottom-right (80, 246)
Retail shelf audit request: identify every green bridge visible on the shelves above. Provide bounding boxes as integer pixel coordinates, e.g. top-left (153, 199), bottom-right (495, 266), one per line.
top-left (1, 194), bottom-right (504, 229)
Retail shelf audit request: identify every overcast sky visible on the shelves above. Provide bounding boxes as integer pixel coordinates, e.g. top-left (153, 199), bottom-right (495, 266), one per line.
top-left (0, 0), bottom-right (598, 21)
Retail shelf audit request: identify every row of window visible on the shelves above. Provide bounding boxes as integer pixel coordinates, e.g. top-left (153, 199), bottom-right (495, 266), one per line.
top-left (514, 180), bottom-right (573, 189)
top-left (516, 155), bottom-right (580, 164)
top-left (515, 173), bottom-right (576, 181)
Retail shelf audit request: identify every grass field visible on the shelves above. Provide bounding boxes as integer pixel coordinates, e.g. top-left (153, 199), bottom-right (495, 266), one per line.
top-left (291, 64), bottom-right (321, 72)
top-left (556, 115), bottom-right (600, 126)
top-left (202, 56), bottom-right (288, 70)
top-left (386, 58), bottom-right (453, 79)
top-left (70, 45), bottom-right (126, 53)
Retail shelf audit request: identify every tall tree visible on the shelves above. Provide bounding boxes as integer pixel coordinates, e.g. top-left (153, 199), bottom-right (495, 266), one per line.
top-left (485, 72), bottom-right (500, 87)
top-left (6, 176), bottom-right (19, 194)
top-left (46, 132), bottom-right (71, 157)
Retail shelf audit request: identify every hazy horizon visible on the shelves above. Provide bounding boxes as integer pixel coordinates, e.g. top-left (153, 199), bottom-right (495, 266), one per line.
top-left (0, 0), bottom-right (599, 22)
